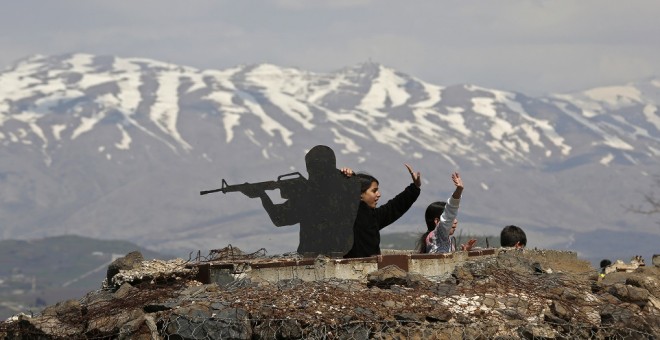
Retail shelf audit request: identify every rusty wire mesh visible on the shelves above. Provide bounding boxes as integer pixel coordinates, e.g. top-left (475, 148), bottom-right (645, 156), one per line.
top-left (155, 316), bottom-right (658, 340)
top-left (2, 314), bottom-right (657, 339)
top-left (188, 245), bottom-right (269, 263)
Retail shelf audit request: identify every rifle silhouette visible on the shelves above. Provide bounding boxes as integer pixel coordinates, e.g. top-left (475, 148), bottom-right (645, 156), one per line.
top-left (200, 172), bottom-right (305, 199)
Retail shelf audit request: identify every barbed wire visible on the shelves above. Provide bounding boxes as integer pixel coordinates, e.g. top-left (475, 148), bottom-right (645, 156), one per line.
top-left (187, 244), bottom-right (271, 263)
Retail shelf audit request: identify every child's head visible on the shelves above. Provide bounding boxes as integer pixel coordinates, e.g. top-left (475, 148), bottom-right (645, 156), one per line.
top-left (599, 259), bottom-right (612, 270)
top-left (500, 225), bottom-right (527, 248)
top-left (424, 201), bottom-right (446, 231)
top-left (356, 173), bottom-right (380, 208)
top-left (425, 201), bottom-right (458, 233)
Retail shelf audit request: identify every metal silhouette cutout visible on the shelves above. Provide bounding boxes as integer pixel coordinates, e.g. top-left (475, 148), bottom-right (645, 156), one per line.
top-left (201, 145), bottom-right (361, 257)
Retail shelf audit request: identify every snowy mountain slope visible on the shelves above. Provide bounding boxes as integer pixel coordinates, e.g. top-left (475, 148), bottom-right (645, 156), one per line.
top-left (2, 54), bottom-right (658, 168)
top-left (0, 53), bottom-right (658, 260)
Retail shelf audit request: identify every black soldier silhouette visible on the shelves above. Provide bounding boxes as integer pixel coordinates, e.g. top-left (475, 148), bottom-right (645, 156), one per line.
top-left (202, 145), bottom-right (360, 257)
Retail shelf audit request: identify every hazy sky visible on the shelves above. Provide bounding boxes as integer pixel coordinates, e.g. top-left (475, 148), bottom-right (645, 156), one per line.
top-left (2, 1), bottom-right (659, 95)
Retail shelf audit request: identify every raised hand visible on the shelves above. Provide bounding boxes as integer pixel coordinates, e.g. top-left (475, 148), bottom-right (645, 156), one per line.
top-left (404, 163), bottom-right (421, 188)
top-left (460, 239), bottom-right (477, 251)
top-left (451, 172), bottom-right (463, 199)
top-left (452, 172), bottom-right (463, 189)
top-left (340, 167), bottom-right (355, 177)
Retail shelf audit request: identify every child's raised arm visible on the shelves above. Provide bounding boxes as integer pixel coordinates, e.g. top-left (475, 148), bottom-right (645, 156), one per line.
top-left (404, 163), bottom-right (421, 188)
top-left (451, 172), bottom-right (463, 199)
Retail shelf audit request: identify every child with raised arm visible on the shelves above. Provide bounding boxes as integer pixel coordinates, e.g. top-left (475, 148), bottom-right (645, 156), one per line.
top-left (342, 164), bottom-right (421, 258)
top-left (418, 172), bottom-right (473, 253)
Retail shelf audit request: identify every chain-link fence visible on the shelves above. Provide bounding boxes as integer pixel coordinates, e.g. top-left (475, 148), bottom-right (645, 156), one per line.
top-left (3, 313), bottom-right (657, 339)
top-left (160, 315), bottom-right (660, 339)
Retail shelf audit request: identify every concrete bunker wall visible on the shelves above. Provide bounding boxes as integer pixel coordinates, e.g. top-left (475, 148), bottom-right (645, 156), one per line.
top-left (192, 248), bottom-right (590, 285)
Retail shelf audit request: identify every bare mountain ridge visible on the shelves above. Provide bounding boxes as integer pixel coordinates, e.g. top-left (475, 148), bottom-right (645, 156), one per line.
top-left (0, 53), bottom-right (658, 263)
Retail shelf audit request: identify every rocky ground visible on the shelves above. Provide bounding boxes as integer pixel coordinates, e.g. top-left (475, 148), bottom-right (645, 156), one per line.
top-left (1, 250), bottom-right (658, 339)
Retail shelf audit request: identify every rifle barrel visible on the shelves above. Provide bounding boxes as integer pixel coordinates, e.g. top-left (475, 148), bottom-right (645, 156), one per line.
top-left (200, 188), bottom-right (224, 195)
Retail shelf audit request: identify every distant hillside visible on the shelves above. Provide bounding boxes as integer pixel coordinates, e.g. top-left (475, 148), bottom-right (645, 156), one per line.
top-left (381, 230), bottom-right (659, 269)
top-left (0, 235), bottom-right (168, 319)
top-left (380, 232), bottom-right (499, 252)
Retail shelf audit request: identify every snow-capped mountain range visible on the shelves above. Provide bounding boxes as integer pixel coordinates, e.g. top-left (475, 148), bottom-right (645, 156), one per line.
top-left (1, 53), bottom-right (658, 263)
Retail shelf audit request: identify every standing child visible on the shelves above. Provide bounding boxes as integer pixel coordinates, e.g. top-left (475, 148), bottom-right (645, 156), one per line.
top-left (418, 172), bottom-right (473, 253)
top-left (343, 164), bottom-right (421, 258)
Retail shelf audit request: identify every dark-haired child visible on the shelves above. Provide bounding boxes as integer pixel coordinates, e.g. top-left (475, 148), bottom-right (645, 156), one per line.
top-left (418, 172), bottom-right (472, 253)
top-left (342, 164), bottom-right (421, 258)
top-left (500, 225), bottom-right (527, 248)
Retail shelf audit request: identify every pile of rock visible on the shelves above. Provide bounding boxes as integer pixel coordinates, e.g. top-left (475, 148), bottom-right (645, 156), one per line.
top-left (1, 251), bottom-right (658, 339)
top-left (105, 251), bottom-right (196, 288)
top-left (603, 255), bottom-right (646, 274)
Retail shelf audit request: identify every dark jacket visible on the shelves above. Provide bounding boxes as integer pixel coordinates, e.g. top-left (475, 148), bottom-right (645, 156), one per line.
top-left (344, 183), bottom-right (420, 258)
